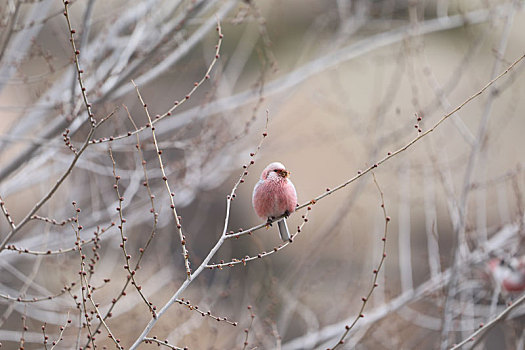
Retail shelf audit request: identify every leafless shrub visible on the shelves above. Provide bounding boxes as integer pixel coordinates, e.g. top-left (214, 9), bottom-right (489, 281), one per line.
top-left (0, 1), bottom-right (524, 349)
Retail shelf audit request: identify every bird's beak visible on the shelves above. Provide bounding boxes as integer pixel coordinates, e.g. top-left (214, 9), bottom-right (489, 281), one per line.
top-left (280, 170), bottom-right (290, 178)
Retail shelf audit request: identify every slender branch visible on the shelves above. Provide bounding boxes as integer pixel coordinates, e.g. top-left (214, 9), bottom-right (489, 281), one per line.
top-left (42, 322), bottom-right (49, 350)
top-left (207, 208), bottom-right (310, 269)
top-left (69, 0), bottom-right (95, 115)
top-left (108, 146), bottom-right (157, 317)
top-left (0, 282), bottom-right (74, 303)
top-left (0, 195), bottom-right (15, 229)
top-left (175, 298), bottom-right (238, 326)
top-left (5, 222), bottom-right (113, 256)
top-left (71, 204), bottom-right (96, 349)
top-left (49, 314), bottom-right (71, 350)
top-left (63, 0), bottom-right (96, 127)
top-left (242, 306), bottom-right (256, 350)
top-left (330, 172), bottom-right (390, 349)
top-left (124, 106), bottom-right (159, 268)
top-left (131, 81), bottom-right (192, 278)
top-left (450, 292), bottom-right (525, 350)
top-left (31, 214), bottom-right (76, 226)
top-left (72, 202), bottom-right (123, 350)
top-left (144, 337), bottom-right (185, 349)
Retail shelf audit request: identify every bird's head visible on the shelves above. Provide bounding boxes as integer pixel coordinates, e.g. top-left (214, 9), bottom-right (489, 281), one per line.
top-left (261, 162), bottom-right (290, 180)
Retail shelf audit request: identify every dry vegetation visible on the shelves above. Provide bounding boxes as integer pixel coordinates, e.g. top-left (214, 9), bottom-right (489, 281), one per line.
top-left (0, 0), bottom-right (524, 349)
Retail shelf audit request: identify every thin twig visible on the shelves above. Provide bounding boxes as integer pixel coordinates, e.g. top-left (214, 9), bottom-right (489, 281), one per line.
top-left (71, 202), bottom-right (123, 350)
top-left (124, 106), bottom-right (159, 262)
top-left (175, 298), bottom-right (238, 326)
top-left (20, 310), bottom-right (27, 350)
top-left (63, 0), bottom-right (96, 127)
top-left (131, 81), bottom-right (192, 278)
top-left (42, 322), bottom-right (48, 350)
top-left (71, 203), bottom-right (96, 349)
top-left (144, 337), bottom-right (186, 349)
top-left (69, 0), bottom-right (95, 116)
top-left (0, 194), bottom-right (15, 229)
top-left (330, 172), bottom-right (390, 349)
top-left (242, 306), bottom-right (256, 350)
top-left (108, 146), bottom-right (157, 317)
top-left (30, 214), bottom-right (76, 226)
top-left (0, 282), bottom-right (73, 303)
top-left (5, 222), bottom-right (113, 256)
top-left (207, 208), bottom-right (310, 269)
top-left (450, 292), bottom-right (525, 350)
top-left (50, 314), bottom-right (71, 350)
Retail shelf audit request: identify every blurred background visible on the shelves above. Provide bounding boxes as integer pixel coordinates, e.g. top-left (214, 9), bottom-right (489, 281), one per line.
top-left (0, 0), bottom-right (524, 349)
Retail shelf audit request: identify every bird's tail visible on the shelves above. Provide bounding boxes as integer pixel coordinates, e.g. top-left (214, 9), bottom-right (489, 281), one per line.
top-left (277, 219), bottom-right (291, 242)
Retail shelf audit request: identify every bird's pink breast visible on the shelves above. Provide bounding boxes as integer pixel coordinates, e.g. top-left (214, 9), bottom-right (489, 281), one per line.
top-left (502, 278), bottom-right (525, 292)
top-left (252, 178), bottom-right (297, 219)
top-left (502, 268), bottom-right (525, 292)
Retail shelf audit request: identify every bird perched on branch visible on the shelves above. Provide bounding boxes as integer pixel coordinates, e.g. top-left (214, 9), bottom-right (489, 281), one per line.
top-left (252, 162), bottom-right (297, 242)
top-left (487, 256), bottom-right (525, 293)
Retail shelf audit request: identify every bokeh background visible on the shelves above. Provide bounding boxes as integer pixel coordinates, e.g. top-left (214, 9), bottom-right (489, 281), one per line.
top-left (0, 0), bottom-right (524, 349)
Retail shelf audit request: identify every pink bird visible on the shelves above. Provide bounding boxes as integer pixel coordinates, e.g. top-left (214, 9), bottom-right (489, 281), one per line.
top-left (252, 162), bottom-right (297, 242)
top-left (487, 256), bottom-right (525, 293)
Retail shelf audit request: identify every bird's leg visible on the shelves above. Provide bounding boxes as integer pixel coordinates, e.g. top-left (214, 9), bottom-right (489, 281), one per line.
top-left (265, 217), bottom-right (274, 229)
top-left (283, 210), bottom-right (290, 218)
